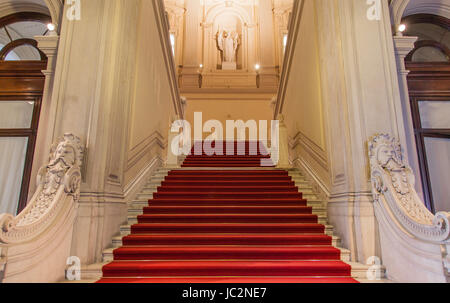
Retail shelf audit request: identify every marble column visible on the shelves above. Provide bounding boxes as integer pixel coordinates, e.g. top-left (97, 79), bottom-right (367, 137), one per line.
top-left (29, 35), bottom-right (60, 195)
top-left (257, 0), bottom-right (279, 89)
top-left (180, 0), bottom-right (202, 88)
top-left (393, 35), bottom-right (424, 199)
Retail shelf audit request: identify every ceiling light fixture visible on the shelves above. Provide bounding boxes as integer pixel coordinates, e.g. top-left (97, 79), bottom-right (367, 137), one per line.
top-left (47, 23), bottom-right (56, 31)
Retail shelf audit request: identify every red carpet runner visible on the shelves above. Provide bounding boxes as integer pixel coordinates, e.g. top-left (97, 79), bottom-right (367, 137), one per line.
top-left (98, 142), bottom-right (357, 283)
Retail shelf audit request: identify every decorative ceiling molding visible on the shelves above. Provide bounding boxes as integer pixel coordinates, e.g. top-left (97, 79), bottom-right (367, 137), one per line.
top-left (390, 0), bottom-right (450, 26)
top-left (43, 0), bottom-right (63, 27)
top-left (0, 2), bottom-right (49, 19)
top-left (0, 0), bottom-right (63, 29)
top-left (404, 2), bottom-right (450, 20)
top-left (205, 2), bottom-right (252, 24)
top-left (390, 0), bottom-right (410, 26)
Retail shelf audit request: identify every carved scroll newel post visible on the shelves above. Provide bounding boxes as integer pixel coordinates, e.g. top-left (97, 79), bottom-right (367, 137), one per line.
top-left (0, 133), bottom-right (84, 244)
top-left (368, 134), bottom-right (450, 280)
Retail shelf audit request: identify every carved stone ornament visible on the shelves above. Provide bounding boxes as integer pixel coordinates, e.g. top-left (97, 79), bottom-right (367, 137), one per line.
top-left (368, 134), bottom-right (450, 243)
top-left (0, 134), bottom-right (84, 244)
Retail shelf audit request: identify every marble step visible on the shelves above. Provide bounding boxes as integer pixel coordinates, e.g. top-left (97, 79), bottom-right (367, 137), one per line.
top-left (101, 245), bottom-right (351, 263)
top-left (140, 185), bottom-right (315, 195)
top-left (119, 223), bottom-right (335, 236)
top-left (110, 234), bottom-right (342, 250)
top-left (126, 214), bottom-right (328, 225)
top-left (127, 205), bottom-right (327, 217)
top-left (131, 198), bottom-right (324, 209)
top-left (76, 259), bottom-right (387, 283)
top-left (143, 180), bottom-right (312, 188)
top-left (347, 261), bottom-right (387, 280)
top-left (133, 194), bottom-right (318, 204)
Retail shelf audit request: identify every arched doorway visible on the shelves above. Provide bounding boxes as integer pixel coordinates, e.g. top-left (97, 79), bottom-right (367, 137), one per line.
top-left (0, 12), bottom-right (50, 214)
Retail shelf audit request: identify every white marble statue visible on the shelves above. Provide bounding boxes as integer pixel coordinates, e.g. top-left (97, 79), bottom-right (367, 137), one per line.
top-left (217, 30), bottom-right (240, 69)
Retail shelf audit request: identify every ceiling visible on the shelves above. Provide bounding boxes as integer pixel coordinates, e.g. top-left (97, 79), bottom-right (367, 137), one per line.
top-left (404, 0), bottom-right (450, 19)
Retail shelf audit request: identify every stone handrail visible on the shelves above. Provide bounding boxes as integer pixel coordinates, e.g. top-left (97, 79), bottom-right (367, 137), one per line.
top-left (369, 134), bottom-right (450, 244)
top-left (0, 133), bottom-right (84, 282)
top-left (368, 134), bottom-right (449, 282)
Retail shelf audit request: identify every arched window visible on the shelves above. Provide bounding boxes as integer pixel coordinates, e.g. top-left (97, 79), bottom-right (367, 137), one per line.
top-left (403, 14), bottom-right (450, 62)
top-left (403, 14), bottom-right (450, 213)
top-left (0, 12), bottom-right (50, 215)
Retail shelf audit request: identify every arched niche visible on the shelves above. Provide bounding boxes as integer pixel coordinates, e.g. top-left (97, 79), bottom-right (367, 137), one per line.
top-left (203, 3), bottom-right (255, 72)
top-left (213, 11), bottom-right (244, 69)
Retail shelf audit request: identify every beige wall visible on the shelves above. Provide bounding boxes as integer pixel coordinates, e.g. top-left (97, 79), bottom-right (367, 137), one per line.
top-left (281, 0), bottom-right (330, 187)
top-left (124, 0), bottom-right (176, 186)
top-left (40, 0), bottom-right (180, 265)
top-left (184, 97), bottom-right (273, 140)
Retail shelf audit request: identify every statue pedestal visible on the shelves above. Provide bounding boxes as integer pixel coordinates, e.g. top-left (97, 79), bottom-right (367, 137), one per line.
top-left (222, 62), bottom-right (237, 70)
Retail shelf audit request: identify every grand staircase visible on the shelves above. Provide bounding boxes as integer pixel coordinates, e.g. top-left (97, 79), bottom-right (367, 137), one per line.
top-left (95, 142), bottom-right (360, 283)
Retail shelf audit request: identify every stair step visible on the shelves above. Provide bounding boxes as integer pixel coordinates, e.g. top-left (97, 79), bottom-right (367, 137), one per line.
top-left (121, 233), bottom-right (332, 245)
top-left (135, 213), bottom-right (318, 224)
top-left (142, 205), bottom-right (313, 214)
top-left (103, 245), bottom-right (350, 262)
top-left (164, 175), bottom-right (293, 181)
top-left (185, 156), bottom-right (271, 160)
top-left (128, 215), bottom-right (327, 225)
top-left (303, 193), bottom-right (318, 199)
top-left (160, 180), bottom-right (296, 186)
top-left (101, 260), bottom-right (352, 277)
top-left (148, 198), bottom-right (308, 206)
top-left (292, 180), bottom-right (310, 185)
top-left (182, 164), bottom-right (274, 167)
top-left (156, 185), bottom-right (299, 192)
top-left (168, 170), bottom-right (288, 176)
top-left (121, 224), bottom-right (334, 235)
top-left (182, 160), bottom-right (266, 164)
top-left (97, 276), bottom-right (358, 283)
top-left (111, 234), bottom-right (341, 248)
top-left (111, 246), bottom-right (342, 261)
top-left (83, 260), bottom-right (377, 283)
top-left (103, 246), bottom-right (349, 263)
top-left (128, 223), bottom-right (325, 234)
top-left (350, 262), bottom-right (387, 279)
top-left (136, 193), bottom-right (154, 200)
top-left (153, 192), bottom-right (303, 199)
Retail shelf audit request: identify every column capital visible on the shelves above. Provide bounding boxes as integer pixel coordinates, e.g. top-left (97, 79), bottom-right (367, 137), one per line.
top-left (393, 35), bottom-right (418, 57)
top-left (34, 35), bottom-right (60, 57)
top-left (34, 35), bottom-right (60, 75)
